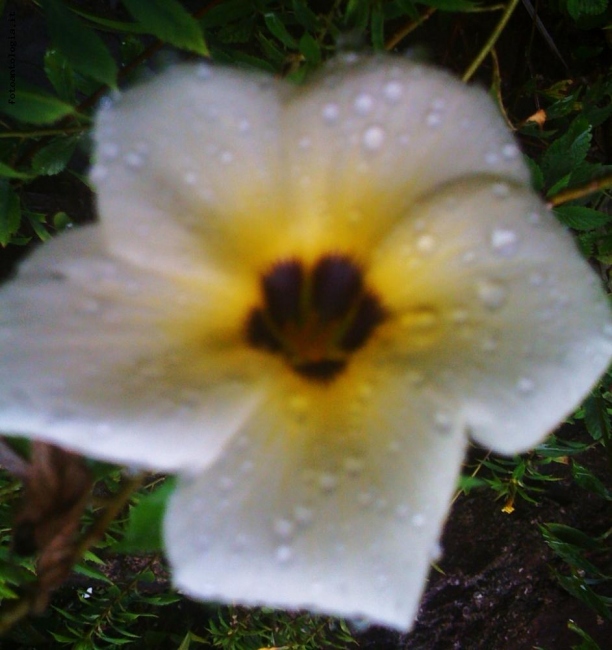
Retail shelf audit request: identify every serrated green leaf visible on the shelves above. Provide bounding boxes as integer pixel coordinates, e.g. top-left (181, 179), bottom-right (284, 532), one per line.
top-left (2, 81), bottom-right (75, 125)
top-left (567, 0), bottom-right (608, 20)
top-left (42, 0), bottom-right (118, 88)
top-left (44, 48), bottom-right (75, 103)
top-left (0, 179), bottom-right (21, 246)
top-left (31, 135), bottom-right (80, 176)
top-left (554, 205), bottom-right (612, 230)
top-left (541, 116), bottom-right (592, 187)
top-left (122, 0), bottom-right (208, 55)
top-left (115, 479), bottom-right (175, 553)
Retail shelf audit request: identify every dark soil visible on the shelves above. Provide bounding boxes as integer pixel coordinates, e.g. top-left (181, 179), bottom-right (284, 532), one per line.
top-left (358, 426), bottom-right (612, 650)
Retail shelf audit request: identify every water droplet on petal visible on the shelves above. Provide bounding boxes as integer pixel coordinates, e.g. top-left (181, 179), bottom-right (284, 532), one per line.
top-left (90, 164), bottom-right (108, 182)
top-left (485, 152), bottom-right (499, 165)
top-left (362, 125), bottom-right (385, 151)
top-left (502, 143), bottom-right (519, 159)
top-left (298, 136), bottom-right (311, 149)
top-left (100, 142), bottom-right (119, 159)
top-left (412, 513), bottom-right (425, 527)
top-left (490, 228), bottom-right (519, 257)
top-left (343, 456), bottom-right (365, 476)
top-left (416, 234), bottom-right (436, 254)
top-left (220, 150), bottom-right (233, 165)
top-left (294, 506), bottom-right (313, 526)
top-left (275, 545), bottom-right (293, 564)
top-left (383, 80), bottom-right (403, 103)
top-left (319, 472), bottom-right (338, 493)
top-left (516, 377), bottom-right (535, 394)
top-left (195, 64), bottom-right (212, 80)
top-left (477, 279), bottom-right (507, 310)
top-left (273, 518), bottom-right (295, 539)
top-left (354, 92), bottom-right (374, 115)
top-left (425, 111), bottom-right (442, 127)
top-left (81, 299), bottom-right (100, 314)
top-left (492, 182), bottom-right (510, 199)
top-left (238, 118), bottom-right (250, 134)
top-left (434, 411), bottom-right (453, 433)
top-left (322, 103), bottom-right (340, 123)
top-left (124, 152), bottom-right (144, 169)
top-left (184, 171), bottom-right (197, 185)
top-left (395, 504), bottom-right (409, 519)
top-left (219, 476), bottom-right (234, 492)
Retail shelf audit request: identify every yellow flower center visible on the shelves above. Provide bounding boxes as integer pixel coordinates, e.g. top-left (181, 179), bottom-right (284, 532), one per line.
top-left (245, 255), bottom-right (387, 381)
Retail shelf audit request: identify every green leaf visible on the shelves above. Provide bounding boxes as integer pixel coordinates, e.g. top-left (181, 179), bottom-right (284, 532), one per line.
top-left (31, 135), bottom-right (80, 176)
top-left (264, 12), bottom-right (298, 49)
top-left (572, 461), bottom-right (612, 499)
top-left (42, 0), bottom-right (118, 88)
top-left (371, 4), bottom-right (385, 50)
top-left (122, 0), bottom-right (208, 56)
top-left (115, 479), bottom-right (176, 553)
top-left (583, 393), bottom-right (611, 441)
top-left (2, 81), bottom-right (75, 124)
top-left (0, 180), bottom-right (21, 246)
top-left (540, 116), bottom-right (592, 187)
top-left (567, 0), bottom-right (608, 20)
top-left (299, 32), bottom-right (321, 64)
top-left (44, 48), bottom-right (75, 103)
top-left (0, 161), bottom-right (33, 180)
top-left (554, 205), bottom-right (612, 230)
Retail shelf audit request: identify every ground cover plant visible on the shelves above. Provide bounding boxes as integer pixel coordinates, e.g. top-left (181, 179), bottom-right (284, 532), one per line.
top-left (1, 0), bottom-right (612, 648)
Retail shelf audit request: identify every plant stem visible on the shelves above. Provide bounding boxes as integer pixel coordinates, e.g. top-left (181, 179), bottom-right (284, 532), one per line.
top-left (462, 0), bottom-right (521, 82)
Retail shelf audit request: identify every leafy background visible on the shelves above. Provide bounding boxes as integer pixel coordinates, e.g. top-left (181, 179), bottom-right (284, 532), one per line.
top-left (1, 0), bottom-right (612, 648)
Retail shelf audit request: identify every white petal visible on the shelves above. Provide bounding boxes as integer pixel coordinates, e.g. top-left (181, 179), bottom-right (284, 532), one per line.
top-left (94, 64), bottom-right (289, 278)
top-left (0, 228), bottom-right (266, 471)
top-left (368, 178), bottom-right (612, 453)
top-left (281, 55), bottom-right (530, 257)
top-left (165, 381), bottom-right (468, 630)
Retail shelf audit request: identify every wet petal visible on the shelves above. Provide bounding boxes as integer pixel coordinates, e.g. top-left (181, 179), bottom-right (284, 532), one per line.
top-left (0, 229), bottom-right (267, 471)
top-left (283, 55), bottom-right (529, 257)
top-left (94, 64), bottom-right (289, 278)
top-left (165, 373), bottom-right (468, 629)
top-left (367, 178), bottom-right (612, 453)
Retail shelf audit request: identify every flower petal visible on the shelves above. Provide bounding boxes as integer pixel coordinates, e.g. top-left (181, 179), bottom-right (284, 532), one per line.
top-left (367, 177), bottom-right (612, 453)
top-left (165, 376), bottom-right (468, 630)
top-left (281, 55), bottom-right (530, 258)
top-left (0, 228), bottom-right (266, 471)
top-left (93, 64), bottom-right (289, 277)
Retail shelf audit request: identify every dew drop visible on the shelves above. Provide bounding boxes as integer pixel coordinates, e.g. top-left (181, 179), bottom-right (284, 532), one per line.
top-left (490, 228), bottom-right (519, 257)
top-left (354, 92), bottom-right (374, 115)
top-left (183, 171), bottom-right (197, 186)
top-left (80, 299), bottom-right (100, 314)
top-left (502, 143), bottom-right (519, 159)
top-left (383, 80), bottom-right (402, 103)
top-left (275, 545), bottom-right (293, 564)
top-left (416, 234), bottom-right (436, 254)
top-left (425, 111), bottom-right (442, 128)
top-left (298, 136), bottom-right (311, 149)
top-left (90, 164), bottom-right (108, 182)
top-left (395, 504), bottom-right (409, 519)
top-left (100, 142), bottom-right (119, 159)
top-left (319, 472), bottom-right (338, 493)
top-left (434, 411), bottom-right (453, 433)
top-left (358, 491), bottom-right (374, 507)
top-left (273, 518), bottom-right (295, 539)
top-left (294, 506), bottom-right (313, 526)
top-left (124, 152), bottom-right (144, 169)
top-left (516, 377), bottom-right (535, 394)
top-left (238, 118), bottom-right (250, 134)
top-left (529, 272), bottom-right (545, 286)
top-left (492, 182), bottom-right (510, 199)
top-left (220, 150), bottom-right (234, 165)
top-left (195, 64), bottom-right (212, 80)
top-left (477, 279), bottom-right (507, 310)
top-left (343, 456), bottom-right (365, 476)
top-left (401, 307), bottom-right (439, 331)
top-left (322, 103), bottom-right (340, 123)
top-left (362, 125), bottom-right (386, 151)
top-left (485, 151), bottom-right (499, 165)
top-left (412, 513), bottom-right (426, 527)
top-left (218, 476), bottom-right (234, 492)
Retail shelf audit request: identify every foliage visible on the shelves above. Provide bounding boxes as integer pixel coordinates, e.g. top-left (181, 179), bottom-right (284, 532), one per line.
top-left (1, 0), bottom-right (612, 647)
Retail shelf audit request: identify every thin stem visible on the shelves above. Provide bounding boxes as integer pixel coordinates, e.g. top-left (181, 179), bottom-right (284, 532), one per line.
top-left (548, 174), bottom-right (612, 207)
top-left (385, 7), bottom-right (436, 51)
top-left (0, 126), bottom-right (87, 139)
top-left (462, 0), bottom-right (521, 82)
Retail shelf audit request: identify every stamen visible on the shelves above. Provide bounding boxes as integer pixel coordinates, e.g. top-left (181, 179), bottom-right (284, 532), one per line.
top-left (262, 260), bottom-right (303, 326)
top-left (339, 293), bottom-right (387, 351)
top-left (312, 255), bottom-right (363, 321)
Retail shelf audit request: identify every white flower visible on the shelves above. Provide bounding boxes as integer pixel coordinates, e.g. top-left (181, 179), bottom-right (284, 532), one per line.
top-left (1, 55), bottom-right (611, 630)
